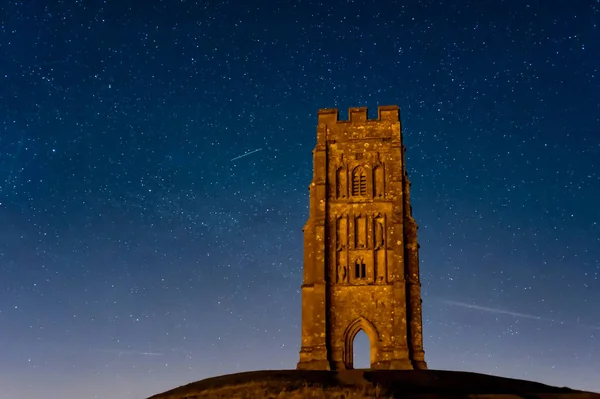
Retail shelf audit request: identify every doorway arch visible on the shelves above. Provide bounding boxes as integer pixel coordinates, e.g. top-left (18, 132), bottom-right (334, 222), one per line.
top-left (353, 330), bottom-right (370, 368)
top-left (342, 316), bottom-right (380, 369)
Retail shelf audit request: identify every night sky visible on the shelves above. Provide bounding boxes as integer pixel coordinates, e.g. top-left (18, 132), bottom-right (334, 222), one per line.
top-left (1, 0), bottom-right (599, 398)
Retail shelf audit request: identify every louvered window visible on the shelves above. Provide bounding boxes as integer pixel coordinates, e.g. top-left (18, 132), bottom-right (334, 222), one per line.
top-left (352, 167), bottom-right (367, 196)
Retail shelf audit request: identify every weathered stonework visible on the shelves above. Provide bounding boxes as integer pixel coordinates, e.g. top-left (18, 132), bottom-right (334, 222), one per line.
top-left (297, 106), bottom-right (427, 371)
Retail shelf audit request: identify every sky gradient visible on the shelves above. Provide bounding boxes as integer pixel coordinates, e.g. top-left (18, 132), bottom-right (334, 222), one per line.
top-left (1, 0), bottom-right (599, 398)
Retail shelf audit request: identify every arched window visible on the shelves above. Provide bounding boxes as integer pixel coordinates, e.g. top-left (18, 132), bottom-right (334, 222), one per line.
top-left (354, 258), bottom-right (366, 279)
top-left (352, 167), bottom-right (367, 196)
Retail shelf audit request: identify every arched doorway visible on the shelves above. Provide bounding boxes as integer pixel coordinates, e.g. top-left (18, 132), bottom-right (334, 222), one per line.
top-left (343, 316), bottom-right (380, 369)
top-left (352, 329), bottom-right (370, 369)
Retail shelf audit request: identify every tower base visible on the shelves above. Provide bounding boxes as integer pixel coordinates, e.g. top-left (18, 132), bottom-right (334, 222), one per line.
top-left (296, 360), bottom-right (331, 370)
top-left (413, 360), bottom-right (428, 370)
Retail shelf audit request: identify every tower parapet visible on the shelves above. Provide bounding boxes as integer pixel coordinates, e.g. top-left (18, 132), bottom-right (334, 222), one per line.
top-left (317, 105), bottom-right (400, 125)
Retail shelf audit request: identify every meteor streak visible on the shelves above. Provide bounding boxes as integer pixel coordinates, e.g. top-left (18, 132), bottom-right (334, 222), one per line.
top-left (90, 348), bottom-right (163, 356)
top-left (230, 148), bottom-right (262, 161)
top-left (442, 299), bottom-right (546, 320)
top-left (441, 299), bottom-right (600, 330)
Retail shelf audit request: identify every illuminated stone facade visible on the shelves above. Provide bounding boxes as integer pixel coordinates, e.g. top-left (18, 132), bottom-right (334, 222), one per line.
top-left (297, 106), bottom-right (427, 370)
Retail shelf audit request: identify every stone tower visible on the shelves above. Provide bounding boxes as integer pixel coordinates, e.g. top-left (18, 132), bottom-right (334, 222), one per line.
top-left (297, 106), bottom-right (427, 371)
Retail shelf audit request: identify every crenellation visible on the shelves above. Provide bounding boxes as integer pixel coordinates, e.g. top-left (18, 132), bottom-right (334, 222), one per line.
top-left (317, 108), bottom-right (339, 124)
top-left (348, 107), bottom-right (368, 122)
top-left (378, 105), bottom-right (400, 121)
top-left (317, 105), bottom-right (400, 125)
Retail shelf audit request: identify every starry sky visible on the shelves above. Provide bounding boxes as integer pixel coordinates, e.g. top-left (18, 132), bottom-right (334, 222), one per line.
top-left (1, 0), bottom-right (599, 398)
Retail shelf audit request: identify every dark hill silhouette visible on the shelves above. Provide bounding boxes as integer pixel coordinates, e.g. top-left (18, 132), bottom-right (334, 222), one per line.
top-left (147, 369), bottom-right (600, 399)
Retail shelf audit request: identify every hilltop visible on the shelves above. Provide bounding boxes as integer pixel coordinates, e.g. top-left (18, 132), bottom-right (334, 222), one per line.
top-left (147, 369), bottom-right (600, 399)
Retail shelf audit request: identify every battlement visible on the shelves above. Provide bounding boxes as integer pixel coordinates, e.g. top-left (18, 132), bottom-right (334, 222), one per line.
top-left (317, 105), bottom-right (399, 124)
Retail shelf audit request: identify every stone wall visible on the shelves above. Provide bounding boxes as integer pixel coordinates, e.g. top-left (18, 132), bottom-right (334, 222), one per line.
top-left (298, 106), bottom-right (427, 371)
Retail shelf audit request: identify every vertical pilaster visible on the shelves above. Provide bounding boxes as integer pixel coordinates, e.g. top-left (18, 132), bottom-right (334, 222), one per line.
top-left (297, 123), bottom-right (330, 370)
top-left (403, 171), bottom-right (427, 370)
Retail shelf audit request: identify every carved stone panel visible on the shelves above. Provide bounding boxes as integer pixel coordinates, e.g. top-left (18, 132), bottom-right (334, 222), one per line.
top-left (337, 251), bottom-right (348, 284)
top-left (355, 214), bottom-right (367, 249)
top-left (336, 166), bottom-right (347, 199)
top-left (374, 214), bottom-right (385, 249)
top-left (375, 249), bottom-right (386, 284)
top-left (336, 215), bottom-right (348, 251)
top-left (373, 165), bottom-right (384, 198)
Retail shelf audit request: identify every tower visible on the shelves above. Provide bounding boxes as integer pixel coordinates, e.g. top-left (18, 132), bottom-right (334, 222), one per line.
top-left (297, 106), bottom-right (427, 371)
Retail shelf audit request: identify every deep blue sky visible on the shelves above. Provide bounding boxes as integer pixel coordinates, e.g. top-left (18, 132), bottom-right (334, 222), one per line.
top-left (1, 0), bottom-right (599, 398)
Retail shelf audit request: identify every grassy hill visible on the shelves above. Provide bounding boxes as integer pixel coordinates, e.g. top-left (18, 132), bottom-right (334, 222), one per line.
top-left (147, 369), bottom-right (600, 399)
